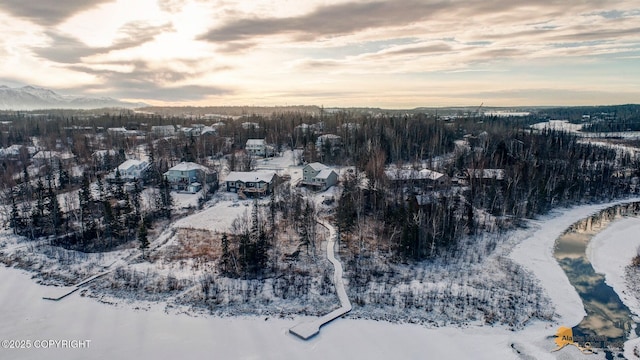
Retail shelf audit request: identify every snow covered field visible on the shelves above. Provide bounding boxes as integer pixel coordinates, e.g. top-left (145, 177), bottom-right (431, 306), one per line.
top-left (3, 199), bottom-right (640, 359)
top-left (0, 265), bottom-right (547, 360)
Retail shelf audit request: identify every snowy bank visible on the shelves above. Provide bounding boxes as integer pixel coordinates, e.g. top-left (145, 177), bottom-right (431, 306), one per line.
top-left (587, 217), bottom-right (640, 316)
top-left (510, 198), bottom-right (640, 328)
top-left (586, 217), bottom-right (640, 358)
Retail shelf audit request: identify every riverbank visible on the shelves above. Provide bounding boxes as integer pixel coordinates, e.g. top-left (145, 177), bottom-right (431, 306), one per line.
top-left (509, 198), bottom-right (640, 358)
top-left (587, 217), bottom-right (640, 358)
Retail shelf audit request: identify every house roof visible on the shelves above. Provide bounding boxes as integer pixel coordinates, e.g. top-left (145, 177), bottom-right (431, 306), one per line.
top-left (306, 162), bottom-right (328, 171)
top-left (246, 139), bottom-right (265, 146)
top-left (226, 171), bottom-right (275, 183)
top-left (467, 168), bottom-right (505, 180)
top-left (200, 126), bottom-right (216, 135)
top-left (93, 150), bottom-right (117, 158)
top-left (33, 150), bottom-right (75, 160)
top-left (384, 168), bottom-right (445, 181)
top-left (168, 162), bottom-right (210, 173)
top-left (118, 159), bottom-right (148, 171)
top-left (315, 169), bottom-right (337, 180)
top-left (317, 134), bottom-right (341, 140)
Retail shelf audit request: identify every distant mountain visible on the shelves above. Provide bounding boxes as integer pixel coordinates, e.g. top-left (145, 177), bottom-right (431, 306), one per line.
top-left (0, 85), bottom-right (146, 110)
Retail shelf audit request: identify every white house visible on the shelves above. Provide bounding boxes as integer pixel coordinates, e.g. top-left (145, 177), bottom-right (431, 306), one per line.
top-left (301, 162), bottom-right (338, 191)
top-left (246, 139), bottom-right (267, 157)
top-left (113, 159), bottom-right (149, 181)
top-left (384, 168), bottom-right (449, 187)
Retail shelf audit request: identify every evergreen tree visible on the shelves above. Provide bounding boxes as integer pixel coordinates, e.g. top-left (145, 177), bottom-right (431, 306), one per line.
top-left (46, 181), bottom-right (63, 236)
top-left (138, 221), bottom-right (149, 257)
top-left (113, 169), bottom-right (126, 201)
top-left (96, 175), bottom-right (105, 202)
top-left (57, 159), bottom-right (70, 190)
top-left (22, 164), bottom-right (30, 185)
top-left (131, 181), bottom-right (142, 221)
top-left (79, 173), bottom-right (95, 245)
top-left (102, 199), bottom-right (115, 247)
top-left (220, 232), bottom-right (232, 275)
top-left (9, 193), bottom-right (22, 235)
top-left (157, 176), bottom-right (173, 219)
top-left (30, 178), bottom-right (46, 238)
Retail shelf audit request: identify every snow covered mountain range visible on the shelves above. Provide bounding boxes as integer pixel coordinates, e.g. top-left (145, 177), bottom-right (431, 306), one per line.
top-left (0, 85), bottom-right (145, 110)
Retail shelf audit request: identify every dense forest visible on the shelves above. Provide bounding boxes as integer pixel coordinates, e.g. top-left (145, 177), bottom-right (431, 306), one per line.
top-left (0, 107), bottom-right (638, 269)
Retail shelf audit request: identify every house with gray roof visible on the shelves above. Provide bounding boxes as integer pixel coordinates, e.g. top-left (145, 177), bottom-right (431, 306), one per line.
top-left (301, 162), bottom-right (338, 191)
top-left (225, 171), bottom-right (277, 198)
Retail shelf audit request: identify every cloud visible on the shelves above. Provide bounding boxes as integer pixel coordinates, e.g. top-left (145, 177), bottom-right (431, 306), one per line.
top-left (35, 21), bottom-right (174, 64)
top-left (158, 0), bottom-right (188, 13)
top-left (198, 0), bottom-right (639, 54)
top-left (199, 0), bottom-right (451, 43)
top-left (0, 0), bottom-right (114, 25)
top-left (68, 61), bottom-right (233, 101)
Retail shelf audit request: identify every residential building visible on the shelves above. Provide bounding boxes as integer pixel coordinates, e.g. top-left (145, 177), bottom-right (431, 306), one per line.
top-left (164, 162), bottom-right (217, 192)
top-left (225, 171), bottom-right (277, 198)
top-left (457, 168), bottom-right (505, 186)
top-left (32, 151), bottom-right (75, 168)
top-left (107, 127), bottom-right (141, 137)
top-left (315, 134), bottom-right (341, 149)
top-left (301, 162), bottom-right (339, 191)
top-left (385, 168), bottom-right (450, 187)
top-left (466, 168), bottom-right (506, 181)
top-left (241, 121), bottom-right (260, 130)
top-left (246, 139), bottom-right (267, 157)
top-left (110, 159), bottom-right (149, 181)
top-left (151, 125), bottom-right (176, 136)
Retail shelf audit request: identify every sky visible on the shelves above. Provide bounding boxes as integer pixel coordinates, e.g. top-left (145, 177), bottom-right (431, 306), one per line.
top-left (0, 0), bottom-right (638, 108)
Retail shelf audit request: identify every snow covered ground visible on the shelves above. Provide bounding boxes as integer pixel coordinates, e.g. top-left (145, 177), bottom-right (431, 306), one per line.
top-left (586, 217), bottom-right (640, 358)
top-left (587, 217), bottom-right (640, 314)
top-left (173, 198), bottom-right (253, 232)
top-left (0, 265), bottom-right (547, 360)
top-left (531, 120), bottom-right (584, 133)
top-left (3, 199), bottom-right (640, 359)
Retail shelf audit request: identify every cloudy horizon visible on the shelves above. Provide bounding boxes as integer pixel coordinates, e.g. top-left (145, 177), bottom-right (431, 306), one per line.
top-left (0, 0), bottom-right (638, 108)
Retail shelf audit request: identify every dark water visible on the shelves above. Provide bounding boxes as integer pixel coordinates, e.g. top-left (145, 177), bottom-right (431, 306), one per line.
top-left (554, 202), bottom-right (640, 350)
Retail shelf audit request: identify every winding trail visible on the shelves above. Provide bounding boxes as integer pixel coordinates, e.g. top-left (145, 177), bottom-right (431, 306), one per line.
top-left (289, 219), bottom-right (352, 340)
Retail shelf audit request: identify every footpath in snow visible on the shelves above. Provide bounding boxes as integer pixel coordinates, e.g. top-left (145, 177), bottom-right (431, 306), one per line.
top-left (289, 220), bottom-right (352, 340)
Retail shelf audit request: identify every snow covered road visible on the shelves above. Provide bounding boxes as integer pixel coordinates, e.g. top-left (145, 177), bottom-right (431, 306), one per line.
top-left (289, 219), bottom-right (352, 339)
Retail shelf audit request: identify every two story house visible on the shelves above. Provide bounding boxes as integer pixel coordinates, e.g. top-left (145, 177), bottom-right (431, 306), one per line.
top-left (245, 139), bottom-right (267, 157)
top-left (301, 162), bottom-right (338, 191)
top-left (164, 162), bottom-right (217, 192)
top-left (225, 171), bottom-right (277, 198)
